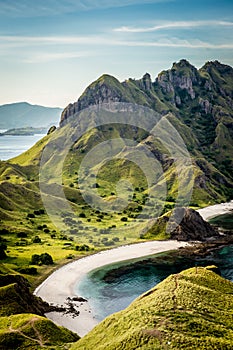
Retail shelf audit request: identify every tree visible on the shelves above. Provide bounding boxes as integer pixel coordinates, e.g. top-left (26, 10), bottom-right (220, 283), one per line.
top-left (31, 253), bottom-right (53, 265)
top-left (31, 254), bottom-right (40, 265)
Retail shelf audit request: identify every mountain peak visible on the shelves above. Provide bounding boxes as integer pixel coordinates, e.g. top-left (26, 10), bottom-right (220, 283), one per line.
top-left (172, 58), bottom-right (194, 69)
top-left (60, 74), bottom-right (127, 124)
top-left (201, 60), bottom-right (233, 75)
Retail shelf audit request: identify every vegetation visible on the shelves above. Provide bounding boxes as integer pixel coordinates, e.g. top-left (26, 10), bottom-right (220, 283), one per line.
top-left (0, 313), bottom-right (79, 349)
top-left (71, 267), bottom-right (233, 350)
top-left (0, 59), bottom-right (232, 348)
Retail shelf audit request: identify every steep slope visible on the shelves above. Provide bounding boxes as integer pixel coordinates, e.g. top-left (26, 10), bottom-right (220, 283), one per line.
top-left (60, 59), bottom-right (233, 202)
top-left (71, 266), bottom-right (233, 350)
top-left (0, 274), bottom-right (79, 349)
top-left (0, 314), bottom-right (78, 349)
top-left (0, 60), bottom-right (232, 250)
top-left (0, 102), bottom-right (62, 129)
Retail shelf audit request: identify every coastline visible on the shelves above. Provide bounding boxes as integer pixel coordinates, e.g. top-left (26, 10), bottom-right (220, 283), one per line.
top-left (34, 240), bottom-right (188, 337)
top-left (198, 200), bottom-right (233, 221)
top-left (34, 200), bottom-right (233, 337)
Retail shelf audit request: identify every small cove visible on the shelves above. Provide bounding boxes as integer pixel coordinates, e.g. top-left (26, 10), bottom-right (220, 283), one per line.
top-left (76, 212), bottom-right (233, 322)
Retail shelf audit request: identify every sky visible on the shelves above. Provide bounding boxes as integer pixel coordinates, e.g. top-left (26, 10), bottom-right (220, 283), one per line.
top-left (0, 0), bottom-right (233, 108)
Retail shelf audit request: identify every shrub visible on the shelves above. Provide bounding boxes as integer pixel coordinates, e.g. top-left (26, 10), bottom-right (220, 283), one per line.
top-left (16, 267), bottom-right (38, 275)
top-left (0, 228), bottom-right (9, 235)
top-left (31, 253), bottom-right (53, 265)
top-left (32, 235), bottom-right (41, 243)
top-left (75, 244), bottom-right (90, 251)
top-left (40, 253), bottom-right (53, 265)
top-left (16, 232), bottom-right (28, 238)
top-left (0, 241), bottom-right (7, 259)
top-left (31, 254), bottom-right (40, 265)
top-left (121, 217), bottom-right (128, 222)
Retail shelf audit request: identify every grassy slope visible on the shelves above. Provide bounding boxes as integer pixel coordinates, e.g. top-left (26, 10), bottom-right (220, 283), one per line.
top-left (0, 313), bottom-right (78, 349)
top-left (72, 267), bottom-right (233, 350)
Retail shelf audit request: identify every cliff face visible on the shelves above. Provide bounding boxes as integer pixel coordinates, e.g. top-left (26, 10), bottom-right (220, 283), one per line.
top-left (60, 74), bottom-right (127, 124)
top-left (60, 59), bottom-right (233, 169)
top-left (156, 59), bottom-right (199, 103)
top-left (59, 59), bottom-right (233, 204)
top-left (169, 207), bottom-right (219, 241)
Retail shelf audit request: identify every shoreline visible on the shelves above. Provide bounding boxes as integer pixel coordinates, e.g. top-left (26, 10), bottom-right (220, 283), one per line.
top-left (197, 200), bottom-right (233, 221)
top-left (34, 200), bottom-right (233, 337)
top-left (34, 240), bottom-right (188, 337)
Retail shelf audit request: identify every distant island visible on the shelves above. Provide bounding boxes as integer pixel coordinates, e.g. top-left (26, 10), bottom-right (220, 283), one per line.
top-left (0, 126), bottom-right (48, 136)
top-left (0, 102), bottom-right (62, 129)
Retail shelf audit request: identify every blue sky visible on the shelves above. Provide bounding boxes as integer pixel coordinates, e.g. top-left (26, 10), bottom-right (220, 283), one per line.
top-left (0, 0), bottom-right (233, 107)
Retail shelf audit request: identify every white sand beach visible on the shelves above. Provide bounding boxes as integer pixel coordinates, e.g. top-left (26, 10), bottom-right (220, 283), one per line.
top-left (34, 201), bottom-right (233, 337)
top-left (34, 240), bottom-right (188, 337)
top-left (198, 200), bottom-right (233, 221)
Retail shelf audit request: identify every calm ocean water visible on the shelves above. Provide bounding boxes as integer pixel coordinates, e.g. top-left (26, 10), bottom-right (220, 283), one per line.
top-left (77, 213), bottom-right (233, 322)
top-left (0, 132), bottom-right (46, 160)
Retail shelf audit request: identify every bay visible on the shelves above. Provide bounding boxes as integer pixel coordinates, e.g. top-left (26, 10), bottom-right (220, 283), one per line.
top-left (77, 213), bottom-right (233, 322)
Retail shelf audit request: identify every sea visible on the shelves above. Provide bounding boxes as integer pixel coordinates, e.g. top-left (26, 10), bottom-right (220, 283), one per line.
top-left (77, 214), bottom-right (233, 322)
top-left (0, 130), bottom-right (46, 160)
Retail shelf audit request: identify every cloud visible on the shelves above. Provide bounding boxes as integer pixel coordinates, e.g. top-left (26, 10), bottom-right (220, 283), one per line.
top-left (24, 51), bottom-right (90, 63)
top-left (114, 20), bottom-right (233, 33)
top-left (0, 0), bottom-right (173, 17)
top-left (1, 35), bottom-right (233, 53)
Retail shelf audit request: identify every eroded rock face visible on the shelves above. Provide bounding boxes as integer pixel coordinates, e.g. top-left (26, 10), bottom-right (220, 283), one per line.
top-left (156, 59), bottom-right (199, 104)
top-left (60, 74), bottom-right (126, 125)
top-left (169, 207), bottom-right (219, 241)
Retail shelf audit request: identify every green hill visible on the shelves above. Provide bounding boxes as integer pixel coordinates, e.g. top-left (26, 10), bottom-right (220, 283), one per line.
top-left (0, 59), bottom-right (232, 257)
top-left (0, 313), bottom-right (78, 349)
top-left (71, 266), bottom-right (233, 350)
top-left (0, 274), bottom-right (79, 349)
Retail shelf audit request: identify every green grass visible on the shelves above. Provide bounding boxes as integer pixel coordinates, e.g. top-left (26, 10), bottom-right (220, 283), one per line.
top-left (0, 313), bottom-right (79, 349)
top-left (71, 266), bottom-right (233, 350)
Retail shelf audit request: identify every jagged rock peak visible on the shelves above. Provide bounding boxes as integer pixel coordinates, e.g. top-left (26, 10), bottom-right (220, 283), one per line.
top-left (60, 74), bottom-right (126, 125)
top-left (139, 72), bottom-right (152, 91)
top-left (169, 207), bottom-right (219, 241)
top-left (201, 60), bottom-right (233, 77)
top-left (201, 60), bottom-right (232, 70)
top-left (156, 59), bottom-right (199, 101)
top-left (172, 58), bottom-right (196, 70)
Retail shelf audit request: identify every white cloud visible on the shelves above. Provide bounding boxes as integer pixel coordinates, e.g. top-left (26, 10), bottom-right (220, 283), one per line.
top-left (24, 51), bottom-right (90, 63)
top-left (1, 35), bottom-right (233, 53)
top-left (0, 0), bottom-right (173, 17)
top-left (114, 20), bottom-right (233, 33)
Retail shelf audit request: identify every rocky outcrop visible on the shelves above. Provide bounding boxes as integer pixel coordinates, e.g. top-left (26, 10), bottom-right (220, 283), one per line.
top-left (0, 274), bottom-right (53, 316)
top-left (156, 59), bottom-right (199, 104)
top-left (169, 207), bottom-right (219, 241)
top-left (60, 74), bottom-right (128, 125)
top-left (139, 73), bottom-right (152, 91)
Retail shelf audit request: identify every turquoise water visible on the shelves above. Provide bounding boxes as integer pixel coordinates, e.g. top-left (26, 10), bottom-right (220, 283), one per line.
top-left (209, 212), bottom-right (233, 230)
top-left (77, 213), bottom-right (233, 322)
